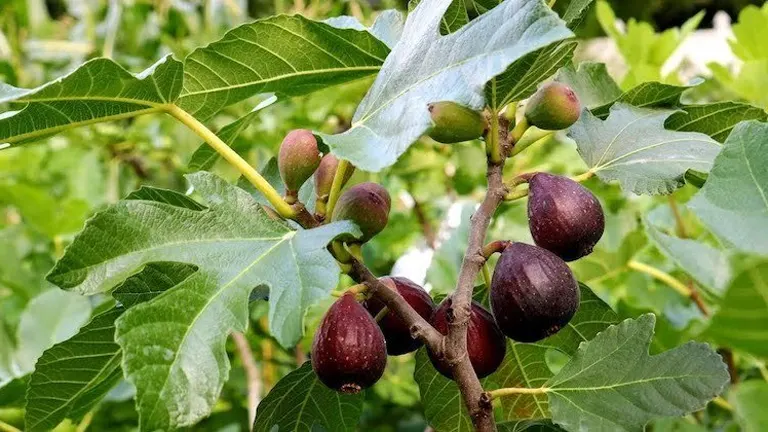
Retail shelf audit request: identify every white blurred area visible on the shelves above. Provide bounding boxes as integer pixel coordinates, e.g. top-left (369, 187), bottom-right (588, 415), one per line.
top-left (390, 11), bottom-right (742, 288)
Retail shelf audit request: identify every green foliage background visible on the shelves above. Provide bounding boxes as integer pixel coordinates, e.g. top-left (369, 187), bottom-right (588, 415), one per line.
top-left (0, 1), bottom-right (766, 431)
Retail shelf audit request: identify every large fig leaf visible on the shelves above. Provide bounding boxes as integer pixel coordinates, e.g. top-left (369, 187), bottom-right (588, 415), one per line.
top-left (178, 15), bottom-right (390, 119)
top-left (0, 56), bottom-right (182, 147)
top-left (546, 314), bottom-right (729, 432)
top-left (24, 263), bottom-right (194, 432)
top-left (46, 173), bottom-right (357, 430)
top-left (688, 121), bottom-right (768, 255)
top-left (253, 362), bottom-right (364, 432)
top-left (569, 103), bottom-right (721, 195)
top-left (322, 0), bottom-right (573, 172)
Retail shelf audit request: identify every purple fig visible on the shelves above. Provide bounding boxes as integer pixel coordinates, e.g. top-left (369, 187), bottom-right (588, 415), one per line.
top-left (311, 293), bottom-right (387, 393)
top-left (490, 242), bottom-right (580, 343)
top-left (525, 82), bottom-right (581, 130)
top-left (278, 129), bottom-right (321, 195)
top-left (364, 277), bottom-right (435, 355)
top-left (428, 300), bottom-right (506, 379)
top-left (427, 101), bottom-right (486, 143)
top-left (527, 172), bottom-right (605, 261)
top-left (331, 182), bottom-right (391, 242)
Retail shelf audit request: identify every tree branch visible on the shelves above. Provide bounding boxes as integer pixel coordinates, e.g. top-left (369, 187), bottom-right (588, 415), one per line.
top-left (232, 331), bottom-right (261, 431)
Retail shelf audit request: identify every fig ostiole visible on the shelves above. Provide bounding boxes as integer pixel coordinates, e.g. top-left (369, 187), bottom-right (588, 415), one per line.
top-left (527, 172), bottom-right (605, 261)
top-left (490, 242), bottom-right (580, 343)
top-left (427, 101), bottom-right (486, 144)
top-left (331, 182), bottom-right (391, 243)
top-left (428, 299), bottom-right (506, 379)
top-left (524, 82), bottom-right (581, 131)
top-left (277, 129), bottom-right (321, 198)
top-left (364, 277), bottom-right (435, 356)
top-left (312, 293), bottom-right (387, 394)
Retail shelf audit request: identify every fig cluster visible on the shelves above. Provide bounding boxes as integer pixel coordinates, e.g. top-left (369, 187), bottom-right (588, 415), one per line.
top-left (276, 129), bottom-right (389, 242)
top-left (312, 277), bottom-right (435, 392)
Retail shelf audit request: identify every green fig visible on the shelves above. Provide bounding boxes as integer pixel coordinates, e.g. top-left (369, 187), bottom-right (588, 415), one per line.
top-left (332, 182), bottom-right (390, 243)
top-left (278, 129), bottom-right (321, 197)
top-left (524, 82), bottom-right (581, 130)
top-left (314, 154), bottom-right (354, 199)
top-left (427, 101), bottom-right (486, 143)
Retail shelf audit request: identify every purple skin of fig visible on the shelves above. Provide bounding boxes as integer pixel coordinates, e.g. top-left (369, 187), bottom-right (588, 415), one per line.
top-left (312, 293), bottom-right (387, 394)
top-left (527, 172), bottom-right (605, 261)
top-left (332, 182), bottom-right (391, 242)
top-left (314, 154), bottom-right (355, 199)
top-left (364, 277), bottom-right (435, 356)
top-left (490, 242), bottom-right (580, 343)
top-left (427, 300), bottom-right (506, 379)
top-left (525, 82), bottom-right (581, 131)
top-left (278, 129), bottom-right (321, 194)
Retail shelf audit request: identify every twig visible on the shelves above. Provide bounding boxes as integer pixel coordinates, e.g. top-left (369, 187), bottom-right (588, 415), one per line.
top-left (668, 195), bottom-right (688, 238)
top-left (486, 386), bottom-right (548, 399)
top-left (717, 348), bottom-right (737, 384)
top-left (628, 260), bottom-right (709, 316)
top-left (232, 331), bottom-right (261, 430)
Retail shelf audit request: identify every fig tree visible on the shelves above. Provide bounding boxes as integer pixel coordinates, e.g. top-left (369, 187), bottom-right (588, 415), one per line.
top-left (490, 242), bottom-right (579, 343)
top-left (312, 293), bottom-right (387, 393)
top-left (314, 154), bottom-right (354, 199)
top-left (527, 172), bottom-right (605, 261)
top-left (524, 82), bottom-right (580, 130)
top-left (331, 182), bottom-right (391, 242)
top-left (427, 101), bottom-right (486, 143)
top-left (364, 277), bottom-right (435, 355)
top-left (428, 300), bottom-right (505, 379)
top-left (278, 129), bottom-right (321, 197)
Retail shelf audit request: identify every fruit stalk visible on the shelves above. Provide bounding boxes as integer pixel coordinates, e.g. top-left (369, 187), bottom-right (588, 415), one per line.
top-left (325, 159), bottom-right (351, 218)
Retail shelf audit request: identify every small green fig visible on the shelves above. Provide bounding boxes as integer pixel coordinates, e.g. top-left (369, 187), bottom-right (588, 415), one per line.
top-left (314, 154), bottom-right (354, 199)
top-left (278, 129), bottom-right (321, 196)
top-left (332, 182), bottom-right (391, 242)
top-left (524, 82), bottom-right (581, 130)
top-left (427, 101), bottom-right (486, 143)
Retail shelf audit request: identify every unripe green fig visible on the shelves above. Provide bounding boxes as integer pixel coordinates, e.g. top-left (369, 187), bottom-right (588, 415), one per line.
top-left (428, 300), bottom-right (506, 379)
top-left (278, 129), bottom-right (321, 196)
top-left (490, 242), bottom-right (579, 343)
top-left (427, 101), bottom-right (486, 143)
top-left (314, 154), bottom-right (354, 199)
top-left (331, 182), bottom-right (391, 242)
top-left (364, 277), bottom-right (435, 355)
top-left (527, 172), bottom-right (605, 261)
top-left (524, 82), bottom-right (581, 130)
top-left (312, 293), bottom-right (387, 393)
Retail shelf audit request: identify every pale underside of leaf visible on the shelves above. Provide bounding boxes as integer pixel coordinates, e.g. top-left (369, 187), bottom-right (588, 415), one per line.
top-left (322, 0), bottom-right (574, 172)
top-left (569, 103), bottom-right (721, 195)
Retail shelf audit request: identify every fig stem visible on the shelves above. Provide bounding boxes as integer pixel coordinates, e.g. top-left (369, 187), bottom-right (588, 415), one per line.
top-left (548, 0), bottom-right (557, 8)
top-left (331, 241), bottom-right (352, 264)
top-left (511, 128), bottom-right (553, 156)
top-left (325, 159), bottom-right (351, 218)
top-left (712, 396), bottom-right (733, 411)
top-left (486, 386), bottom-right (549, 400)
top-left (347, 243), bottom-right (364, 262)
top-left (627, 260), bottom-right (694, 299)
top-left (482, 264), bottom-right (492, 288)
top-left (481, 240), bottom-right (510, 259)
top-left (571, 171), bottom-right (595, 183)
top-left (374, 306), bottom-right (389, 322)
top-left (667, 195), bottom-right (688, 238)
top-left (0, 420), bottom-right (21, 432)
top-left (165, 104), bottom-right (296, 219)
top-left (485, 109), bottom-right (503, 163)
top-left (509, 116), bottom-right (529, 145)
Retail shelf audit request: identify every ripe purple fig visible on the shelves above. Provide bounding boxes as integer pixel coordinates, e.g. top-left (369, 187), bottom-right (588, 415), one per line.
top-left (427, 101), bottom-right (486, 143)
top-left (312, 293), bottom-right (387, 393)
top-left (490, 242), bottom-right (580, 343)
top-left (527, 172), bottom-right (605, 261)
top-left (525, 82), bottom-right (581, 130)
top-left (278, 129), bottom-right (321, 196)
top-left (364, 277), bottom-right (435, 356)
top-left (331, 182), bottom-right (391, 243)
top-left (428, 300), bottom-right (505, 379)
top-left (314, 154), bottom-right (354, 199)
